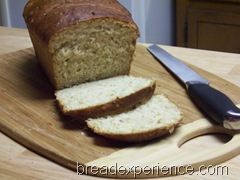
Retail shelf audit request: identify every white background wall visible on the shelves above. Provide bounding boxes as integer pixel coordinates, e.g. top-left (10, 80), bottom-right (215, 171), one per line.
top-left (0, 0), bottom-right (175, 45)
top-left (0, 0), bottom-right (28, 28)
top-left (119, 0), bottom-right (175, 45)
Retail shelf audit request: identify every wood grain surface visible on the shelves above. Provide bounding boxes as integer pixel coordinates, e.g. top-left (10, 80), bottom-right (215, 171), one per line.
top-left (0, 44), bottom-right (240, 178)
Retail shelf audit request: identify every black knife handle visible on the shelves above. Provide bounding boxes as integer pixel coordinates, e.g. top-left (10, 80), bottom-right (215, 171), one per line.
top-left (187, 83), bottom-right (240, 127)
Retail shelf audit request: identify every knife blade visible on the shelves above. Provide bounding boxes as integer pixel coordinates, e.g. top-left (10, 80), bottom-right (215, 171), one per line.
top-left (147, 44), bottom-right (240, 130)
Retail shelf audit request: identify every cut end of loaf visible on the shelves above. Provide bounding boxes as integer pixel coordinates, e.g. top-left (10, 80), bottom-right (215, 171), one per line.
top-left (50, 19), bottom-right (139, 89)
top-left (86, 94), bottom-right (182, 142)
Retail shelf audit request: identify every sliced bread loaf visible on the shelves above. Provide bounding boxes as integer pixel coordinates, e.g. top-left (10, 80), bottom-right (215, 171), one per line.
top-left (55, 75), bottom-right (156, 120)
top-left (23, 0), bottom-right (140, 90)
top-left (86, 94), bottom-right (182, 142)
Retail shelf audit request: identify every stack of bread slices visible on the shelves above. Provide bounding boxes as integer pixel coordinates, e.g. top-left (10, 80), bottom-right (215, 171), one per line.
top-left (55, 75), bottom-right (182, 142)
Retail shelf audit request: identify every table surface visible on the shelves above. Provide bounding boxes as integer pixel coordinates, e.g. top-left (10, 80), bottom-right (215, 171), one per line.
top-left (0, 26), bottom-right (239, 180)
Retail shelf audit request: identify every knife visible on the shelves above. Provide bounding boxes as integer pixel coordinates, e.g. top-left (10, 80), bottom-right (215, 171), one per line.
top-left (147, 44), bottom-right (240, 130)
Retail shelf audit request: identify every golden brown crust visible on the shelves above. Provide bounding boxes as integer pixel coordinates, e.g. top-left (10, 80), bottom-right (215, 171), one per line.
top-left (56, 81), bottom-right (156, 120)
top-left (23, 0), bottom-right (139, 44)
top-left (88, 119), bottom-right (182, 143)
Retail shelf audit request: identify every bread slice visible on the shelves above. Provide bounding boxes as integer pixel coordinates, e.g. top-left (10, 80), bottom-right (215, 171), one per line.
top-left (55, 75), bottom-right (156, 120)
top-left (86, 94), bottom-right (182, 142)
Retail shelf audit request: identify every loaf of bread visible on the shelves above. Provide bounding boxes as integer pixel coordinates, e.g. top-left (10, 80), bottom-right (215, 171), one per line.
top-left (55, 75), bottom-right (156, 120)
top-left (23, 0), bottom-right (140, 90)
top-left (86, 94), bottom-right (182, 142)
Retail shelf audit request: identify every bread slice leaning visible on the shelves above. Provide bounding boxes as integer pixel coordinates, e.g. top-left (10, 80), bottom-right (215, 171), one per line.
top-left (86, 94), bottom-right (182, 142)
top-left (55, 75), bottom-right (156, 120)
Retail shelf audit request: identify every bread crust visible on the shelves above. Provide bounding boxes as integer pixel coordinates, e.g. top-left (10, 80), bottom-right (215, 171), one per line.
top-left (56, 81), bottom-right (156, 120)
top-left (23, 0), bottom-right (139, 44)
top-left (87, 120), bottom-right (182, 143)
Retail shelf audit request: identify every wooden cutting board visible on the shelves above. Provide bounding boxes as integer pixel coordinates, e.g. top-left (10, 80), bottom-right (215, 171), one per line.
top-left (0, 44), bottom-right (240, 178)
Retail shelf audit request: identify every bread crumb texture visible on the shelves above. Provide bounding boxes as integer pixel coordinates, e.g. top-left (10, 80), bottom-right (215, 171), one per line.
top-left (86, 94), bottom-right (182, 134)
top-left (51, 19), bottom-right (139, 89)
